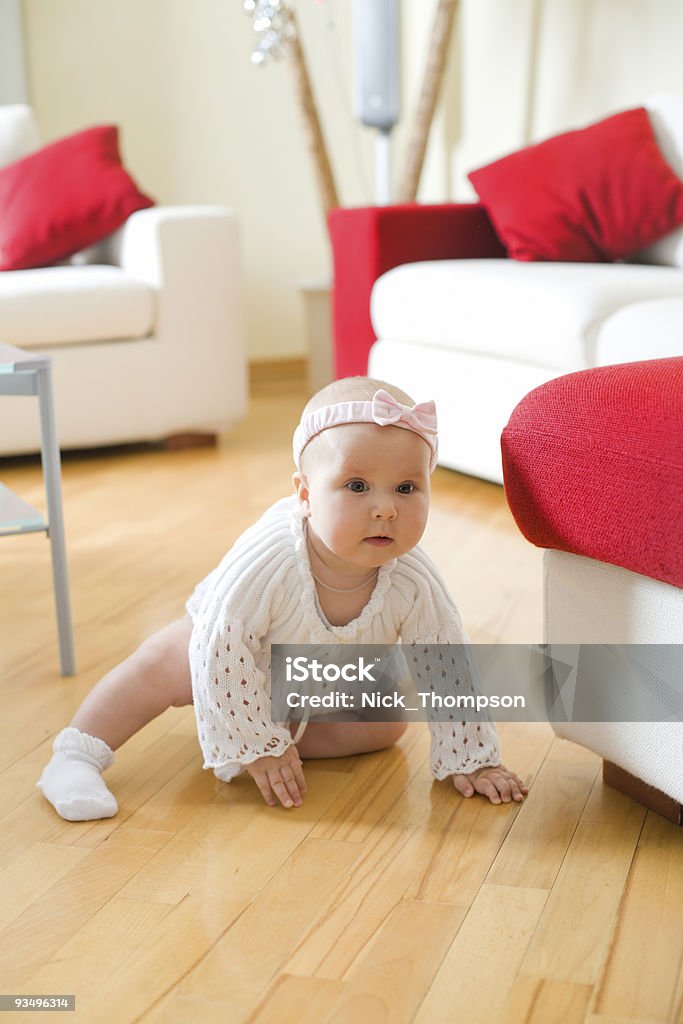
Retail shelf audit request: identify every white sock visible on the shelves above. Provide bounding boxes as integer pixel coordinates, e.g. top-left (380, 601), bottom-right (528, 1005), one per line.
top-left (37, 727), bottom-right (118, 821)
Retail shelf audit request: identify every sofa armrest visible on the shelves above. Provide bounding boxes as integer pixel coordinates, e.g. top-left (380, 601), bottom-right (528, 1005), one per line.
top-left (116, 205), bottom-right (234, 285)
top-left (111, 205), bottom-right (247, 421)
top-left (114, 204), bottom-right (244, 354)
top-left (328, 202), bottom-right (506, 378)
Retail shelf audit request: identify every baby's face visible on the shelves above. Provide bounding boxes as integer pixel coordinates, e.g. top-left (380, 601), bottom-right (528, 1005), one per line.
top-left (294, 423), bottom-right (431, 569)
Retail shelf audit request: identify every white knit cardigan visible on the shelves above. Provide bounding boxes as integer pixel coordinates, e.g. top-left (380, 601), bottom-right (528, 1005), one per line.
top-left (186, 496), bottom-right (501, 781)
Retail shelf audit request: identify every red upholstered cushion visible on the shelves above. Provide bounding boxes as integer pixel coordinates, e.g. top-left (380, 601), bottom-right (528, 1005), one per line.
top-left (501, 358), bottom-right (683, 588)
top-left (0, 125), bottom-right (154, 271)
top-left (468, 108), bottom-right (683, 263)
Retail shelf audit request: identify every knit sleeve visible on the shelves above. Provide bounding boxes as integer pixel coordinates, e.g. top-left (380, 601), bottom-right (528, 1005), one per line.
top-left (189, 605), bottom-right (293, 778)
top-left (187, 501), bottom-right (297, 778)
top-left (397, 550), bottom-right (501, 780)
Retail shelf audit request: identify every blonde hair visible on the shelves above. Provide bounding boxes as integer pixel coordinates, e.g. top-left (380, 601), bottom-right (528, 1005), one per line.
top-left (297, 376), bottom-right (418, 473)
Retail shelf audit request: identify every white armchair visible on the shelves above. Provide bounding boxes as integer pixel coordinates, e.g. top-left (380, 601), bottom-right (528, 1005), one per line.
top-left (0, 106), bottom-right (248, 454)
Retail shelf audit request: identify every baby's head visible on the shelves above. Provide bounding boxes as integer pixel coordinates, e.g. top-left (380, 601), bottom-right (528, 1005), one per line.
top-left (292, 377), bottom-right (437, 569)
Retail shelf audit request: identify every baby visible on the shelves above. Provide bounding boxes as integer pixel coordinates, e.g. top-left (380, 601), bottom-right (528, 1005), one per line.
top-left (38, 376), bottom-right (527, 820)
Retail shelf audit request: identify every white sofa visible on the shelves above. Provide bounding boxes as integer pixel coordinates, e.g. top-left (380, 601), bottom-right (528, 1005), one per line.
top-left (0, 105), bottom-right (248, 454)
top-left (369, 263), bottom-right (683, 483)
top-left (331, 95), bottom-right (683, 484)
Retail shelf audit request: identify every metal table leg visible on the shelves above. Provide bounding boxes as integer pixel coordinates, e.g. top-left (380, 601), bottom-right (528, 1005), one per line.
top-left (37, 364), bottom-right (76, 676)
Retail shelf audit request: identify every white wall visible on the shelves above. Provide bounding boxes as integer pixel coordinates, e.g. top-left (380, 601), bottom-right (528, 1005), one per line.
top-left (22, 0), bottom-right (413, 360)
top-left (0, 0), bottom-right (28, 102)
top-left (447, 0), bottom-right (683, 199)
top-left (20, 0), bottom-right (683, 358)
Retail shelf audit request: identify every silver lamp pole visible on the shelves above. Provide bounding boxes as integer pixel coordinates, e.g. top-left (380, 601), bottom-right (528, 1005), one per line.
top-left (353, 0), bottom-right (401, 205)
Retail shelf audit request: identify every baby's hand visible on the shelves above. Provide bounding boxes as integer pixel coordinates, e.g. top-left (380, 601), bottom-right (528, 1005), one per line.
top-left (245, 746), bottom-right (307, 809)
top-left (451, 763), bottom-right (528, 805)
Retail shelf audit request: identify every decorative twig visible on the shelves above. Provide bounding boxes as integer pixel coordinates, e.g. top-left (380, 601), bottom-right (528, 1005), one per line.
top-left (284, 7), bottom-right (340, 215)
top-left (395, 0), bottom-right (460, 204)
top-left (245, 0), bottom-right (340, 219)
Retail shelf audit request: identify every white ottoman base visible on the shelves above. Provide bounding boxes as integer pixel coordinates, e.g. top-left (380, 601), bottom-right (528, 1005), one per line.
top-left (544, 550), bottom-right (683, 806)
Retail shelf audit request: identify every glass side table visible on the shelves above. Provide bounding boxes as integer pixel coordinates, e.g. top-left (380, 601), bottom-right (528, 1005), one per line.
top-left (0, 343), bottom-right (75, 675)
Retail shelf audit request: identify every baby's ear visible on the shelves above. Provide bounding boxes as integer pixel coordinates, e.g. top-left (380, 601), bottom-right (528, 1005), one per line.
top-left (292, 471), bottom-right (310, 510)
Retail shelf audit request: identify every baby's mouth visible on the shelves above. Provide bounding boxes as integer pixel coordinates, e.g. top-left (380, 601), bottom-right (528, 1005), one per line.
top-left (364, 535), bottom-right (393, 547)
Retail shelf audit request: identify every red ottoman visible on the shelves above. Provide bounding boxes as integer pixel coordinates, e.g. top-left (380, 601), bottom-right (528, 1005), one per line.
top-left (502, 357), bottom-right (683, 588)
top-left (501, 357), bottom-right (683, 823)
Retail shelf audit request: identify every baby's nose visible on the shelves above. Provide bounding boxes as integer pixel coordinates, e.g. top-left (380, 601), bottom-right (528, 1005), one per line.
top-left (373, 495), bottom-right (397, 518)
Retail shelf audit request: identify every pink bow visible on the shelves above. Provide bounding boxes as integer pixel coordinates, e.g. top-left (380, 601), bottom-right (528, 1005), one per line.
top-left (371, 389), bottom-right (438, 435)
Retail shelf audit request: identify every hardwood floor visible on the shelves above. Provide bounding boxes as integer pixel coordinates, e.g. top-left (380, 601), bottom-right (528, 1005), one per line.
top-left (0, 387), bottom-right (681, 1024)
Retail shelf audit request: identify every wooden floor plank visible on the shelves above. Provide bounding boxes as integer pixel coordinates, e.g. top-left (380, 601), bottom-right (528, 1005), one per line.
top-left (487, 758), bottom-right (600, 890)
top-left (157, 838), bottom-right (361, 1022)
top-left (19, 895), bottom-right (170, 1001)
top-left (501, 975), bottom-right (593, 1024)
top-left (585, 1016), bottom-right (667, 1024)
top-left (286, 798), bottom-right (518, 982)
top-left (414, 883), bottom-right (549, 1024)
top-left (309, 724), bottom-right (427, 843)
top-left (0, 841), bottom-right (91, 931)
top-left (117, 768), bottom-right (351, 906)
top-left (403, 794), bottom-right (521, 906)
top-left (83, 780), bottom-right (358, 1021)
top-left (590, 812), bottom-right (683, 1022)
top-left (519, 815), bottom-right (645, 986)
top-left (323, 899), bottom-right (467, 1024)
top-left (674, 961), bottom-right (683, 1024)
top-left (495, 721), bottom-right (556, 782)
top-left (581, 767), bottom-right (651, 827)
top-left (102, 732), bottom-right (205, 827)
top-left (74, 891), bottom-right (251, 1024)
top-left (283, 825), bottom-right (426, 980)
top-left (0, 839), bottom-right (169, 988)
top-left (110, 740), bottom-right (216, 835)
top-left (0, 737), bottom-right (67, 817)
top-left (245, 975), bottom-right (346, 1024)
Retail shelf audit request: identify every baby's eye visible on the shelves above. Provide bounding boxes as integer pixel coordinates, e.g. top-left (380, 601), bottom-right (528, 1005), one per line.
top-left (346, 479), bottom-right (368, 493)
top-left (396, 482), bottom-right (416, 495)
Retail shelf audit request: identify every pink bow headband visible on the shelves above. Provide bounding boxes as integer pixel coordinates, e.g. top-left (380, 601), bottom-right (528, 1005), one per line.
top-left (293, 389), bottom-right (439, 472)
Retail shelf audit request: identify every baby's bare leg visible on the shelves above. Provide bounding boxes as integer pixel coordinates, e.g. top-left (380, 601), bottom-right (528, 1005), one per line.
top-left (71, 616), bottom-right (194, 749)
top-left (296, 720), bottom-right (408, 759)
top-left (38, 617), bottom-right (193, 821)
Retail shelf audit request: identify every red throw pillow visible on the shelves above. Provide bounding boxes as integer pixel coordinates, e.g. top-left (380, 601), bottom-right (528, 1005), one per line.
top-left (0, 125), bottom-right (154, 271)
top-left (468, 107), bottom-right (683, 262)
